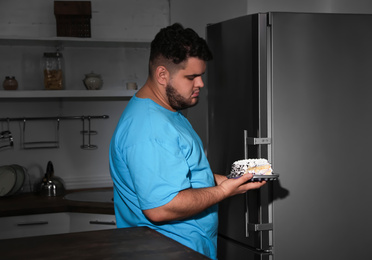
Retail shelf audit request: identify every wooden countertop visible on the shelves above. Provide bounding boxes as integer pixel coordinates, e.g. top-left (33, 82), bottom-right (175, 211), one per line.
top-left (0, 189), bottom-right (211, 259)
top-left (0, 188), bottom-right (115, 217)
top-left (0, 226), bottom-right (210, 259)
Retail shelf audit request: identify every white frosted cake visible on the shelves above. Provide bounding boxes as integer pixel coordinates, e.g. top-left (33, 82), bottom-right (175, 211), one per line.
top-left (228, 158), bottom-right (272, 178)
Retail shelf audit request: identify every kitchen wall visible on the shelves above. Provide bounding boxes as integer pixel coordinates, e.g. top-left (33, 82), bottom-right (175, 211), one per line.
top-left (0, 0), bottom-right (169, 39)
top-left (0, 0), bottom-right (169, 190)
top-left (2, 0), bottom-right (372, 192)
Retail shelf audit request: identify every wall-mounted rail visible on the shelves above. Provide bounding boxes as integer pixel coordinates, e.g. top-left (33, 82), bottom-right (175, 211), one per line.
top-left (0, 115), bottom-right (109, 150)
top-left (0, 115), bottom-right (109, 122)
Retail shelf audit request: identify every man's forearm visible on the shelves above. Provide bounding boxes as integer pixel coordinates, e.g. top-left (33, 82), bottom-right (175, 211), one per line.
top-left (143, 185), bottom-right (226, 222)
top-left (143, 173), bottom-right (264, 223)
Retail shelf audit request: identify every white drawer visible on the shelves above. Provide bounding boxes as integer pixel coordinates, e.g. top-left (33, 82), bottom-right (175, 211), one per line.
top-left (0, 213), bottom-right (116, 240)
top-left (69, 213), bottom-right (116, 233)
top-left (0, 213), bottom-right (70, 239)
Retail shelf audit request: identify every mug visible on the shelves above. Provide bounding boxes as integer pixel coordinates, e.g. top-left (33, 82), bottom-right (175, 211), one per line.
top-left (126, 82), bottom-right (138, 90)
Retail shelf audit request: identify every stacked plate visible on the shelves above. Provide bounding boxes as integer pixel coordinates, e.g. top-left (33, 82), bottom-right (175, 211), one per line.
top-left (0, 165), bottom-right (26, 197)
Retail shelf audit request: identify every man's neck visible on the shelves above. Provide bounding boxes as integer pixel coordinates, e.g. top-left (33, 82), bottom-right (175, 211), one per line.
top-left (136, 79), bottom-right (175, 111)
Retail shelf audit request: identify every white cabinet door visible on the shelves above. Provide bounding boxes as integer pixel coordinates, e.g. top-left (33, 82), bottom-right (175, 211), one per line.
top-left (0, 213), bottom-right (70, 239)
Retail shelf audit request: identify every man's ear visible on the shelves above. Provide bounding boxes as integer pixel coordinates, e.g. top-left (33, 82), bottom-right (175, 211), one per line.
top-left (155, 66), bottom-right (169, 86)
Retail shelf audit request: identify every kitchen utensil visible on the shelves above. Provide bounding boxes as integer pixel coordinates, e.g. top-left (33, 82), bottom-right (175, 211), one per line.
top-left (0, 130), bottom-right (13, 149)
top-left (0, 119), bottom-right (14, 149)
top-left (39, 161), bottom-right (65, 196)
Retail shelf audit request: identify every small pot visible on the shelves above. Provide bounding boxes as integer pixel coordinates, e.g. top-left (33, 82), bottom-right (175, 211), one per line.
top-left (83, 72), bottom-right (103, 90)
top-left (3, 76), bottom-right (18, 90)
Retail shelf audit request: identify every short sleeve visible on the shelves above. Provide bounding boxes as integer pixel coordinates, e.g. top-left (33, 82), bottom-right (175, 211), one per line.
top-left (125, 139), bottom-right (192, 210)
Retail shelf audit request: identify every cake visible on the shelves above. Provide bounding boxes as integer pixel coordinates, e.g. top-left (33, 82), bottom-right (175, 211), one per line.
top-left (228, 158), bottom-right (272, 178)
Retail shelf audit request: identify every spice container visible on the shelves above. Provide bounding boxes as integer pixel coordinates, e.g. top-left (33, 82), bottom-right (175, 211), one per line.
top-left (42, 51), bottom-right (64, 90)
top-left (3, 76), bottom-right (18, 90)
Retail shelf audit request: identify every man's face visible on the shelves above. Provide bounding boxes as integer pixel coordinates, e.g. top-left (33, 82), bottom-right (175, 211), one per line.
top-left (166, 57), bottom-right (206, 111)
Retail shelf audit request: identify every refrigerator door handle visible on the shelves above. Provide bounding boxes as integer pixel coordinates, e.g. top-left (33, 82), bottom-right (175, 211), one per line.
top-left (244, 130), bottom-right (271, 159)
top-left (245, 201), bottom-right (274, 237)
top-left (244, 131), bottom-right (273, 237)
top-left (244, 130), bottom-right (249, 159)
top-left (247, 137), bottom-right (271, 145)
top-left (247, 223), bottom-right (273, 232)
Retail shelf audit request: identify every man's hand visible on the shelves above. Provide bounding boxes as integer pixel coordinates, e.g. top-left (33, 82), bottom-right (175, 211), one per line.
top-left (217, 173), bottom-right (266, 197)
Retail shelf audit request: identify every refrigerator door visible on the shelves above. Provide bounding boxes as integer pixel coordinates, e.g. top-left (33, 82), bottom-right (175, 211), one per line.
top-left (269, 13), bottom-right (372, 260)
top-left (207, 14), bottom-right (273, 258)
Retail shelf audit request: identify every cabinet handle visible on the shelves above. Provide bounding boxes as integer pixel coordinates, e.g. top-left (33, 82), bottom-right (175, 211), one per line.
top-left (17, 221), bottom-right (49, 226)
top-left (89, 220), bottom-right (116, 226)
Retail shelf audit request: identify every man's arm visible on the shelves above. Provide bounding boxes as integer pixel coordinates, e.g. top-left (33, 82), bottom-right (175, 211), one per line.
top-left (143, 173), bottom-right (265, 222)
top-left (214, 173), bottom-right (228, 185)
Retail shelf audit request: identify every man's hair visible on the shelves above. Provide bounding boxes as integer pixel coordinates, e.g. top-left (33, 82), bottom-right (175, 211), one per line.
top-left (149, 23), bottom-right (213, 76)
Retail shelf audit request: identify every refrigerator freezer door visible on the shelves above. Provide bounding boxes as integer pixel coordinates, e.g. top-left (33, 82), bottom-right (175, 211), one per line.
top-left (218, 236), bottom-right (272, 260)
top-left (207, 13), bottom-right (273, 255)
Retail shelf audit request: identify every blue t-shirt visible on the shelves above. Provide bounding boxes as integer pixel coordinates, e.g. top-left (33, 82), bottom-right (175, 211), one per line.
top-left (109, 95), bottom-right (218, 259)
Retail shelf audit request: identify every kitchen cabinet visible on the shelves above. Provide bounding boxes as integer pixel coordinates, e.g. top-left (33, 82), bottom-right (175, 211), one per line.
top-left (0, 36), bottom-right (150, 99)
top-left (0, 212), bottom-right (116, 240)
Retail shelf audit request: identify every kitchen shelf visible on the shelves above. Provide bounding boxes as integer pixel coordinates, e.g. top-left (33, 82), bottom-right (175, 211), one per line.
top-left (0, 36), bottom-right (147, 99)
top-left (0, 36), bottom-right (151, 48)
top-left (0, 89), bottom-right (137, 99)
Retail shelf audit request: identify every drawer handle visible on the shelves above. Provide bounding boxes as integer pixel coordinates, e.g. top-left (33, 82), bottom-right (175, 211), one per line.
top-left (89, 220), bottom-right (116, 226)
top-left (17, 221), bottom-right (49, 226)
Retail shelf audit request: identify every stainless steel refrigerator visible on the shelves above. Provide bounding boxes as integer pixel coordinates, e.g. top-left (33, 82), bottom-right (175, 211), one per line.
top-left (206, 12), bottom-right (372, 260)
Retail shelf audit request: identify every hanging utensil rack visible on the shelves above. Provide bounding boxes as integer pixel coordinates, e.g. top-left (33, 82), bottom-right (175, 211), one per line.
top-left (0, 115), bottom-right (109, 122)
top-left (0, 115), bottom-right (109, 149)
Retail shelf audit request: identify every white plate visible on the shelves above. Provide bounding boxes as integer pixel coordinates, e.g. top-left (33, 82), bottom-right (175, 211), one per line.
top-left (8, 165), bottom-right (25, 195)
top-left (0, 166), bottom-right (17, 196)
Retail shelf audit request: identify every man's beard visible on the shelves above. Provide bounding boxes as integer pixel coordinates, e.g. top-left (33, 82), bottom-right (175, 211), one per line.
top-left (166, 83), bottom-right (198, 111)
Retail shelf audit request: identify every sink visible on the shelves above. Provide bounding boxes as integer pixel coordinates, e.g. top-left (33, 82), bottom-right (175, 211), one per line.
top-left (64, 189), bottom-right (114, 203)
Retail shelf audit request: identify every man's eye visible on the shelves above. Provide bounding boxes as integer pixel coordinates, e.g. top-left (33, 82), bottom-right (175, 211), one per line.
top-left (187, 76), bottom-right (196, 80)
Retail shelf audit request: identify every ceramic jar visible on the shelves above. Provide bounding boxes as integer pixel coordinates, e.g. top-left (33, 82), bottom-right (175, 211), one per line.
top-left (83, 72), bottom-right (103, 90)
top-left (3, 76), bottom-right (18, 90)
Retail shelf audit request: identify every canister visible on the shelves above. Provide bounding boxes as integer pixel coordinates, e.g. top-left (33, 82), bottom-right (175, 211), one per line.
top-left (42, 51), bottom-right (64, 90)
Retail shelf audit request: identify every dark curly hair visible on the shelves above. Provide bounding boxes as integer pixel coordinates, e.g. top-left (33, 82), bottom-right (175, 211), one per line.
top-left (149, 23), bottom-right (213, 76)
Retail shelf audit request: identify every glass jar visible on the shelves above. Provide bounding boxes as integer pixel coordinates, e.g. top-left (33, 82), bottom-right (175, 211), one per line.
top-left (3, 76), bottom-right (18, 90)
top-left (42, 51), bottom-right (64, 90)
